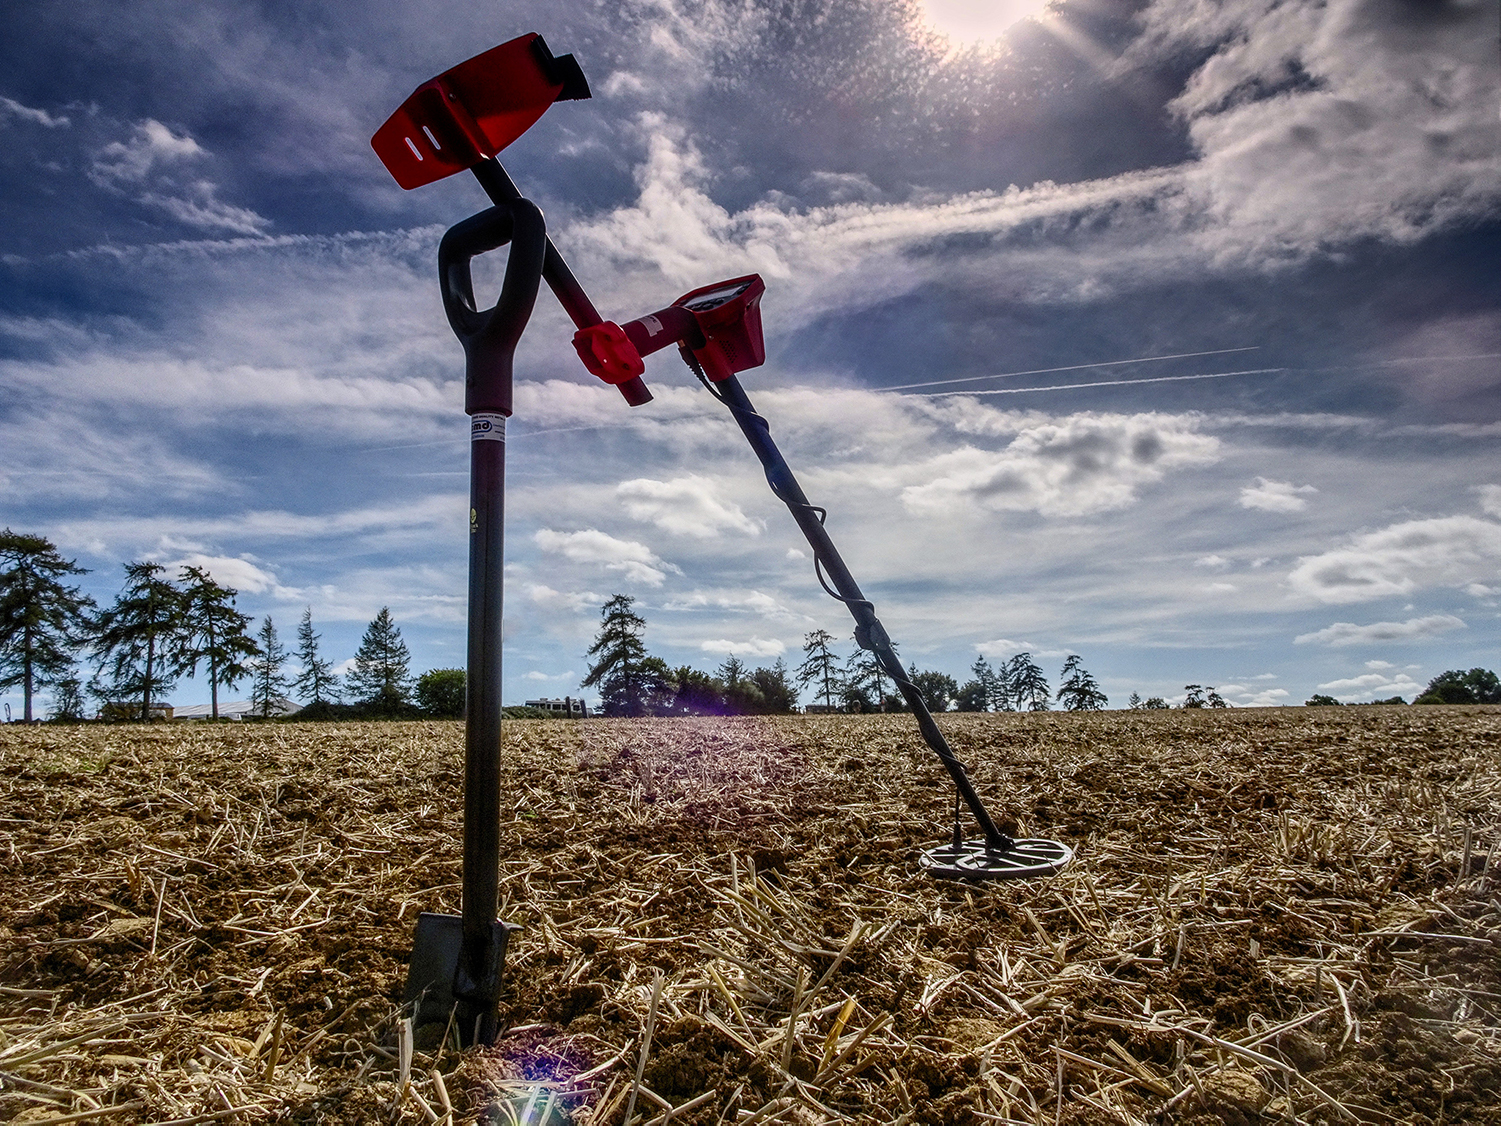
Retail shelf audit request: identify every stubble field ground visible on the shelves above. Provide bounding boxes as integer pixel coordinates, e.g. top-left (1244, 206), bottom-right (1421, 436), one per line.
top-left (2, 708), bottom-right (1499, 1125)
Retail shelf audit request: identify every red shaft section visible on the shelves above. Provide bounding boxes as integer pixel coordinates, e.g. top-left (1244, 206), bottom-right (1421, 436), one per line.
top-left (621, 306), bottom-right (700, 357)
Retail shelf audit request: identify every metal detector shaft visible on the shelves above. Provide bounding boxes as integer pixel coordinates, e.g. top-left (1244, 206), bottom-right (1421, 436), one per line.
top-left (472, 161), bottom-right (652, 407)
top-left (711, 375), bottom-right (1013, 850)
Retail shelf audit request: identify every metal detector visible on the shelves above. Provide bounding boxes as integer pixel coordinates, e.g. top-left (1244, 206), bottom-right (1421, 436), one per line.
top-left (575, 282), bottom-right (1074, 883)
top-left (373, 32), bottom-right (1070, 1044)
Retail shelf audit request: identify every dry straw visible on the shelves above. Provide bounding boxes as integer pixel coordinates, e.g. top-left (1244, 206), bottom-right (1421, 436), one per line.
top-left (2, 707), bottom-right (1499, 1123)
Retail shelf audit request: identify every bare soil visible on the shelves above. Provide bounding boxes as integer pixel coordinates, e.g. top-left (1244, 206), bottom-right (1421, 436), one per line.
top-left (2, 707), bottom-right (1499, 1123)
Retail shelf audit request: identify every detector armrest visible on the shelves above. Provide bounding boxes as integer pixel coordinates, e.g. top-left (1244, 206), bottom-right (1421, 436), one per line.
top-left (372, 34), bottom-right (589, 190)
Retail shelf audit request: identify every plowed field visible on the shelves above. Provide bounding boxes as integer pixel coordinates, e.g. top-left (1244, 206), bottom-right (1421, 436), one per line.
top-left (3, 708), bottom-right (1499, 1124)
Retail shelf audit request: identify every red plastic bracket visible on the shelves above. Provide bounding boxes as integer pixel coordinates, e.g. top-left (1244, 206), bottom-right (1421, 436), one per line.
top-left (573, 322), bottom-right (646, 384)
top-left (372, 34), bottom-right (588, 190)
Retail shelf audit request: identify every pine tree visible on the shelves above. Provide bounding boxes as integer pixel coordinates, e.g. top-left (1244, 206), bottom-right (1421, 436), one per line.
top-left (248, 616), bottom-right (290, 718)
top-left (717, 655), bottom-right (747, 691)
top-left (844, 639), bottom-right (896, 711)
top-left (794, 629), bottom-right (842, 709)
top-left (347, 607), bottom-right (413, 708)
top-left (748, 660), bottom-right (798, 714)
top-left (176, 566), bottom-right (258, 720)
top-left (292, 607), bottom-right (339, 704)
top-left (1007, 652), bottom-right (1051, 712)
top-left (981, 656), bottom-right (1007, 711)
top-left (582, 595), bottom-right (664, 717)
top-left (93, 562), bottom-right (184, 720)
top-left (49, 676), bottom-right (86, 721)
top-left (957, 655), bottom-right (1004, 712)
top-left (0, 530), bottom-right (96, 722)
top-left (1056, 654), bottom-right (1108, 711)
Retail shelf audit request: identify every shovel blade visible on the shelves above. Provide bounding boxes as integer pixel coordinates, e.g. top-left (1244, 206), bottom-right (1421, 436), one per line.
top-left (404, 912), bottom-right (521, 1044)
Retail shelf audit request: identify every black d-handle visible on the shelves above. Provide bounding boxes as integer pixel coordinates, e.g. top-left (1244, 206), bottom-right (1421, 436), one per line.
top-left (439, 198), bottom-right (548, 416)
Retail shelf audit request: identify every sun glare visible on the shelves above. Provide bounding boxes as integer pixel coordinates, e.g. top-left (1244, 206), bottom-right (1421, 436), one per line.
top-left (919, 0), bottom-right (1052, 43)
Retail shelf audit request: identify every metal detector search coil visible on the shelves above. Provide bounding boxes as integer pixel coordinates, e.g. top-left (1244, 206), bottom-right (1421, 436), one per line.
top-left (920, 838), bottom-right (1075, 881)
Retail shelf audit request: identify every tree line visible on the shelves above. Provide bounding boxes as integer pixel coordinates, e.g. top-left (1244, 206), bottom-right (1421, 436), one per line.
top-left (581, 595), bottom-right (799, 716)
top-left (580, 594), bottom-right (1111, 716)
top-left (0, 530), bottom-right (461, 721)
top-left (794, 628), bottom-right (1109, 713)
top-left (1127, 685), bottom-right (1229, 709)
top-left (1306, 668), bottom-right (1501, 707)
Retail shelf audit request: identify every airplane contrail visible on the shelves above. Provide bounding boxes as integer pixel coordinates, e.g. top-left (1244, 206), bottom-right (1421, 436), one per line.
top-left (908, 367), bottom-right (1285, 398)
top-left (880, 346), bottom-right (1261, 392)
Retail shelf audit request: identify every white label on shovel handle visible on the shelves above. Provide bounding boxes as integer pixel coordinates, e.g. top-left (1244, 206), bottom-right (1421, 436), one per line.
top-left (471, 413), bottom-right (507, 442)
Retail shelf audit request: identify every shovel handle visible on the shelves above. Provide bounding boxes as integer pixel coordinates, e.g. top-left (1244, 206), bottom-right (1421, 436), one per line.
top-left (472, 160), bottom-right (653, 407)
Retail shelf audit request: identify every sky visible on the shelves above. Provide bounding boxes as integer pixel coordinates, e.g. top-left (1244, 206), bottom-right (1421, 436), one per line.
top-left (1, 0), bottom-right (1498, 714)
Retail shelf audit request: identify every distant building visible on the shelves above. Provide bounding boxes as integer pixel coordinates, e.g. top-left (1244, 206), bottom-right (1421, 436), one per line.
top-left (172, 698), bottom-right (301, 721)
top-left (803, 704), bottom-right (842, 714)
top-left (524, 696), bottom-right (589, 717)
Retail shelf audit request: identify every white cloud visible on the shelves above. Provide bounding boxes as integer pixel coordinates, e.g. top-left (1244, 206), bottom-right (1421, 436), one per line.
top-left (974, 639), bottom-right (1067, 659)
top-left (1240, 477), bottom-right (1317, 512)
top-left (1203, 582), bottom-right (1237, 593)
top-left (1315, 672), bottom-right (1423, 702)
top-left (0, 96), bottom-right (69, 128)
top-left (1220, 685), bottom-right (1290, 707)
top-left (525, 585), bottom-right (602, 614)
top-left (1194, 554), bottom-right (1230, 570)
top-left (561, 0), bottom-right (1500, 338)
top-left (897, 412), bottom-right (1219, 518)
top-left (977, 639), bottom-right (1033, 657)
top-left (522, 669), bottom-right (576, 682)
top-left (1365, 660), bottom-right (1394, 670)
top-left (53, 494), bottom-right (465, 558)
top-left (140, 186), bottom-right (272, 237)
top-left (533, 528), bottom-right (678, 586)
top-left (1125, 0), bottom-right (1500, 259)
top-left (91, 119), bottom-right (205, 185)
top-left (660, 589), bottom-right (801, 620)
top-left (89, 119), bottom-right (270, 235)
top-left (1288, 516), bottom-right (1501, 603)
top-left (166, 553), bottom-right (279, 595)
top-left (616, 475), bottom-right (761, 537)
top-left (1479, 485), bottom-right (1501, 518)
top-left (699, 637), bottom-right (786, 658)
top-left (1294, 614), bottom-right (1467, 647)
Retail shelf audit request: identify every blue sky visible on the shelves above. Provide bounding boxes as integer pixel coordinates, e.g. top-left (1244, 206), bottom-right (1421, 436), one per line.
top-left (2, 0), bottom-right (1497, 713)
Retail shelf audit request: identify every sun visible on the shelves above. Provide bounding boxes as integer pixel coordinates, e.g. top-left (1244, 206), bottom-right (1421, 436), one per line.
top-left (918, 0), bottom-right (1053, 43)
